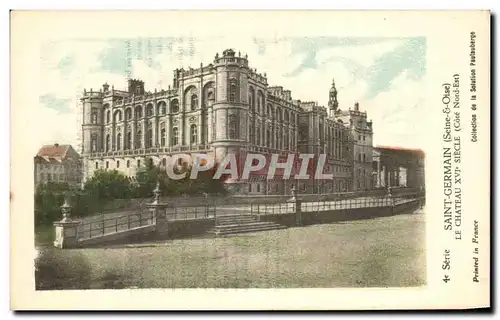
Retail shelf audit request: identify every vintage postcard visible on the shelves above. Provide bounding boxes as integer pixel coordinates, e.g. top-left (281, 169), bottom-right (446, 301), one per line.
top-left (10, 10), bottom-right (490, 310)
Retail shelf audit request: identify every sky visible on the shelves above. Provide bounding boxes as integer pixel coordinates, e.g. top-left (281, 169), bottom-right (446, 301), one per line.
top-left (36, 36), bottom-right (426, 154)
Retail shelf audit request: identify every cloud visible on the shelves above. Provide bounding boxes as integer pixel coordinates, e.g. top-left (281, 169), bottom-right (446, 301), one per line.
top-left (39, 94), bottom-right (71, 113)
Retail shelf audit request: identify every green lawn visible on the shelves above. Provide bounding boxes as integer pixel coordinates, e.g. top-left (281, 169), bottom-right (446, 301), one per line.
top-left (38, 211), bottom-right (426, 289)
top-left (35, 225), bottom-right (54, 246)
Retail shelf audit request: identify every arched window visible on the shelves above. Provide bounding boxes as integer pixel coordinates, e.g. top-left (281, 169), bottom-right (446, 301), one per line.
top-left (160, 128), bottom-right (166, 146)
top-left (190, 124), bottom-right (198, 144)
top-left (171, 99), bottom-right (179, 113)
top-left (172, 127), bottom-right (179, 145)
top-left (191, 95), bottom-right (198, 111)
top-left (146, 104), bottom-right (154, 117)
top-left (229, 79), bottom-right (238, 102)
top-left (284, 110), bottom-right (289, 123)
top-left (91, 108), bottom-right (98, 124)
top-left (249, 87), bottom-right (255, 113)
top-left (114, 110), bottom-right (122, 123)
top-left (105, 134), bottom-right (110, 152)
top-left (267, 104), bottom-right (272, 118)
top-left (116, 133), bottom-right (121, 150)
top-left (158, 102), bottom-right (166, 115)
top-left (126, 132), bottom-right (131, 150)
top-left (358, 154), bottom-right (362, 162)
top-left (136, 131), bottom-right (142, 149)
top-left (207, 91), bottom-right (214, 105)
top-left (146, 128), bottom-right (152, 148)
top-left (284, 132), bottom-right (289, 150)
top-left (276, 108), bottom-right (282, 122)
top-left (125, 108), bottom-right (132, 120)
top-left (91, 133), bottom-right (98, 152)
top-left (106, 110), bottom-right (111, 123)
top-left (135, 106), bottom-right (142, 119)
top-left (228, 114), bottom-right (238, 139)
top-left (266, 129), bottom-right (271, 147)
top-left (257, 91), bottom-right (264, 114)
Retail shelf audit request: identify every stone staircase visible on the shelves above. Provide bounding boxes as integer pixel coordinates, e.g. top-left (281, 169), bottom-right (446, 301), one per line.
top-left (208, 214), bottom-right (286, 236)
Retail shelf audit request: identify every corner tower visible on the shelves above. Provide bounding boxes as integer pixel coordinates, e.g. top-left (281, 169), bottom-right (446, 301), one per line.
top-left (211, 49), bottom-right (250, 164)
top-left (81, 87), bottom-right (105, 155)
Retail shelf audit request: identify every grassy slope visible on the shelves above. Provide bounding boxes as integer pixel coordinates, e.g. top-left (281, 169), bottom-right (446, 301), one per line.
top-left (66, 212), bottom-right (425, 288)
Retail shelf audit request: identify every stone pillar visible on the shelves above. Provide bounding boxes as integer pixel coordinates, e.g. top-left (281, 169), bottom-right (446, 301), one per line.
top-left (152, 118), bottom-right (158, 147)
top-left (295, 198), bottom-right (303, 227)
top-left (53, 199), bottom-right (81, 249)
top-left (147, 182), bottom-right (168, 239)
top-left (121, 126), bottom-right (126, 151)
top-left (142, 120), bottom-right (147, 149)
top-left (132, 121), bottom-right (136, 149)
top-left (377, 159), bottom-right (382, 187)
top-left (111, 124), bottom-right (116, 151)
top-left (207, 109), bottom-right (213, 144)
top-left (166, 119), bottom-right (171, 147)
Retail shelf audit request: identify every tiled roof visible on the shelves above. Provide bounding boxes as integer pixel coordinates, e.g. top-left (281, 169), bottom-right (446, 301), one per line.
top-left (375, 145), bottom-right (425, 156)
top-left (35, 144), bottom-right (80, 161)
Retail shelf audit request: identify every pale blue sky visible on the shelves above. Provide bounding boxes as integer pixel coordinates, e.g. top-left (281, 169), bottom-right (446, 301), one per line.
top-left (40, 36), bottom-right (425, 113)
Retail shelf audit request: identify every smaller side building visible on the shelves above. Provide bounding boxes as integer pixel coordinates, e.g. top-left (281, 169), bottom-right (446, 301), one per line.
top-left (372, 146), bottom-right (425, 191)
top-left (34, 143), bottom-right (83, 188)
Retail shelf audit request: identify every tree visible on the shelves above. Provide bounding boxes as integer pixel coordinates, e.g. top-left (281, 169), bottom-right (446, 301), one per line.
top-left (34, 182), bottom-right (70, 226)
top-left (83, 169), bottom-right (132, 201)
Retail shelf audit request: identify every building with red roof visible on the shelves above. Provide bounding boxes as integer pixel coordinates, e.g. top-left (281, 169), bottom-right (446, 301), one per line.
top-left (34, 143), bottom-right (82, 187)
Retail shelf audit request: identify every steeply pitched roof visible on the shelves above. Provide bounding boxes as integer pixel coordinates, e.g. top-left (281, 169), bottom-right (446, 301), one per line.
top-left (375, 145), bottom-right (425, 157)
top-left (35, 144), bottom-right (80, 162)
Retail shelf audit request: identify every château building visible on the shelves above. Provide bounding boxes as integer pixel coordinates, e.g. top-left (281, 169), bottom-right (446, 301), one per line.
top-left (80, 49), bottom-right (374, 194)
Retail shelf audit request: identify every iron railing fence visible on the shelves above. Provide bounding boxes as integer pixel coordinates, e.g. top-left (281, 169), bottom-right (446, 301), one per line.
top-left (164, 204), bottom-right (217, 221)
top-left (74, 190), bottom-right (424, 240)
top-left (250, 192), bottom-right (425, 216)
top-left (76, 209), bottom-right (154, 240)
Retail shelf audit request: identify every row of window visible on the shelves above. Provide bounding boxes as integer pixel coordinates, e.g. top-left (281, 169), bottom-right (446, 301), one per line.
top-left (91, 104), bottom-right (299, 126)
top-left (357, 153), bottom-right (369, 162)
top-left (96, 157), bottom-right (179, 170)
top-left (358, 135), bottom-right (367, 142)
top-left (91, 101), bottom-right (181, 124)
top-left (248, 127), bottom-right (297, 150)
top-left (38, 173), bottom-right (65, 182)
top-left (357, 169), bottom-right (370, 176)
top-left (91, 124), bottom-right (203, 152)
